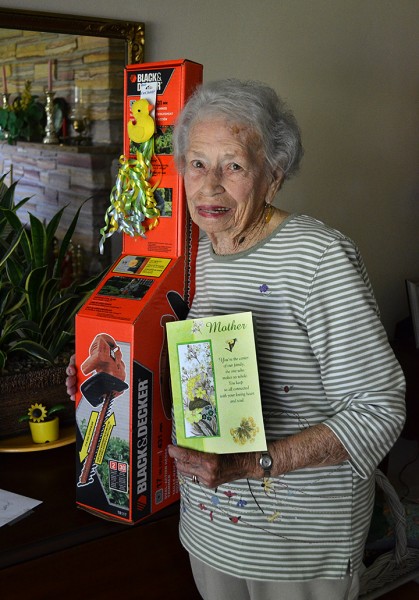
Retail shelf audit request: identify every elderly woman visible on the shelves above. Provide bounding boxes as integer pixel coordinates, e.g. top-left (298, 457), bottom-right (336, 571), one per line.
top-left (68, 79), bottom-right (405, 600)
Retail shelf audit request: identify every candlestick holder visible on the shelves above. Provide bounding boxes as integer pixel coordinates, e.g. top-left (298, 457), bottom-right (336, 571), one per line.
top-left (0, 93), bottom-right (10, 141)
top-left (1, 92), bottom-right (9, 109)
top-left (43, 90), bottom-right (59, 145)
top-left (69, 87), bottom-right (90, 145)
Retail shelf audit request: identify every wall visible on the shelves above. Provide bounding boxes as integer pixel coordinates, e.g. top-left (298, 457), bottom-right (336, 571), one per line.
top-left (2, 0), bottom-right (419, 337)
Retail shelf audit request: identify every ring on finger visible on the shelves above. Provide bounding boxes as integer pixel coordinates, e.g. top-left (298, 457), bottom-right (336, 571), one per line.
top-left (192, 474), bottom-right (199, 484)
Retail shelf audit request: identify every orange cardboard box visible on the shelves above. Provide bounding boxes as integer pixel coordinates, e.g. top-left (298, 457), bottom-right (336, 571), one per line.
top-left (75, 59), bottom-right (203, 524)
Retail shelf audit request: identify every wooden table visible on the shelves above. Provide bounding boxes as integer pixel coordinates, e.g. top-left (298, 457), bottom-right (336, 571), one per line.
top-left (0, 442), bottom-right (201, 600)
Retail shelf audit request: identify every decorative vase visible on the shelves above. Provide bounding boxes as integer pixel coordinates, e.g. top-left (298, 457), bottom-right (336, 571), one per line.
top-left (29, 416), bottom-right (60, 444)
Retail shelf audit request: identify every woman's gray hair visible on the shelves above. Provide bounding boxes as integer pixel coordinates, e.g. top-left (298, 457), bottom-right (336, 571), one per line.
top-left (173, 79), bottom-right (303, 179)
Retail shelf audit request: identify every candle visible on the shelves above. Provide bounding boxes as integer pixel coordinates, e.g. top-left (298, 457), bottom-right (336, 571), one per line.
top-left (2, 65), bottom-right (7, 95)
top-left (48, 59), bottom-right (53, 92)
top-left (62, 117), bottom-right (68, 139)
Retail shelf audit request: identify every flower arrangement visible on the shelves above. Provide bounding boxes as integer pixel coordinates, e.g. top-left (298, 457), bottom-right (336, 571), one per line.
top-left (0, 80), bottom-right (45, 143)
top-left (18, 402), bottom-right (65, 423)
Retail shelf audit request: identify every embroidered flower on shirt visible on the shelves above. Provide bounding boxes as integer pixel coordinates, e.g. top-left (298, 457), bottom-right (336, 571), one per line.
top-left (198, 502), bottom-right (214, 522)
top-left (267, 511), bottom-right (281, 523)
top-left (282, 384), bottom-right (294, 393)
top-left (229, 516), bottom-right (241, 524)
top-left (259, 283), bottom-right (271, 294)
top-left (223, 490), bottom-right (237, 503)
top-left (261, 478), bottom-right (275, 495)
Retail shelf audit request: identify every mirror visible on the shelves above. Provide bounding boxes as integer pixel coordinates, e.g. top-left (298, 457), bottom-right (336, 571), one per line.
top-left (0, 9), bottom-right (145, 267)
top-left (0, 8), bottom-right (145, 144)
top-left (0, 8), bottom-right (145, 64)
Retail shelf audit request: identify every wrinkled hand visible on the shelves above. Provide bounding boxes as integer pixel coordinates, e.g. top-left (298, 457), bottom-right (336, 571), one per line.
top-left (65, 354), bottom-right (77, 402)
top-left (168, 444), bottom-right (259, 488)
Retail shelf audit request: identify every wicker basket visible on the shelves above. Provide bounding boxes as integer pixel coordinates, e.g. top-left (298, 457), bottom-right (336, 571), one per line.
top-left (359, 469), bottom-right (419, 598)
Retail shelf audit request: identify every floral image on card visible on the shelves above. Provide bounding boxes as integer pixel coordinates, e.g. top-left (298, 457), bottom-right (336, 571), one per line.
top-left (178, 341), bottom-right (219, 439)
top-left (230, 416), bottom-right (260, 445)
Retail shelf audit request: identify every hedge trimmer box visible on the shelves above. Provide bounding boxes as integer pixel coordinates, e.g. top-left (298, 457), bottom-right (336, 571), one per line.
top-left (75, 59), bottom-right (202, 524)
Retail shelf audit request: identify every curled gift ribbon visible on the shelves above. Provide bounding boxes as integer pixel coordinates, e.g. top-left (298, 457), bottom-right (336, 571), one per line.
top-left (99, 139), bottom-right (160, 254)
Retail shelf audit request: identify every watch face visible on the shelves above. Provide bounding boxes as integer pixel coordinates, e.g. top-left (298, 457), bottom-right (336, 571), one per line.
top-left (261, 454), bottom-right (272, 468)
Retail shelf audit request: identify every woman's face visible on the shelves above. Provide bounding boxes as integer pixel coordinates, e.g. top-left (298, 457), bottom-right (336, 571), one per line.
top-left (183, 118), bottom-right (278, 244)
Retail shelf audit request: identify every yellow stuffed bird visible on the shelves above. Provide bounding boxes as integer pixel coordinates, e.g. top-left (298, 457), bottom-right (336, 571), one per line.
top-left (127, 99), bottom-right (155, 144)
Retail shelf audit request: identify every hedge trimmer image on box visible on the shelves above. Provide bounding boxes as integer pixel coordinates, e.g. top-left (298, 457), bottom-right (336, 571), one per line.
top-left (77, 333), bottom-right (128, 486)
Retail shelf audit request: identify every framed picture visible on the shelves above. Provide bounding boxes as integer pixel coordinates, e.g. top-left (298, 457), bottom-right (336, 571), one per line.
top-left (406, 279), bottom-right (419, 348)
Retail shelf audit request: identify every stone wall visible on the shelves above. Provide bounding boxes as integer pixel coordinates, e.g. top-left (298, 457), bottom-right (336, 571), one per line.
top-left (0, 142), bottom-right (119, 269)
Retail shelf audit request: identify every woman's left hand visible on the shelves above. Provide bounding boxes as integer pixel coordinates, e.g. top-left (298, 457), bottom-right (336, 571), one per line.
top-left (65, 354), bottom-right (77, 402)
top-left (168, 444), bottom-right (258, 488)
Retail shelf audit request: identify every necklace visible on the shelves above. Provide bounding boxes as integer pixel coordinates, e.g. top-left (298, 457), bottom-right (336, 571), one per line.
top-left (237, 203), bottom-right (276, 249)
top-left (213, 204), bottom-right (282, 255)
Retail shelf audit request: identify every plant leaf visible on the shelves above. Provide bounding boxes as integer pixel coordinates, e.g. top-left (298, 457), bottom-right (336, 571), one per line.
top-left (47, 403), bottom-right (67, 417)
top-left (24, 265), bottom-right (48, 322)
top-left (8, 339), bottom-right (53, 363)
top-left (1, 208), bottom-right (32, 264)
top-left (55, 199), bottom-right (91, 276)
top-left (45, 206), bottom-right (65, 247)
top-left (0, 226), bottom-right (24, 270)
top-left (29, 212), bottom-right (47, 269)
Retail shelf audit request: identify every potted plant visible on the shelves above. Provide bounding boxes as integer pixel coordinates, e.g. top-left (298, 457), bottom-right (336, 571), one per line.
top-left (0, 172), bottom-right (105, 438)
top-left (18, 402), bottom-right (66, 443)
top-left (0, 80), bottom-right (45, 143)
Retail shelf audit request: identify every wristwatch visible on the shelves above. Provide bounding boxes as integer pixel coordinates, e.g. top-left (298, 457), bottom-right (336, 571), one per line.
top-left (259, 451), bottom-right (273, 479)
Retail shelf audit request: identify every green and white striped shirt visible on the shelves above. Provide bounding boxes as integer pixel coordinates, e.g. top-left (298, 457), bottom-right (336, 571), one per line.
top-left (179, 213), bottom-right (405, 581)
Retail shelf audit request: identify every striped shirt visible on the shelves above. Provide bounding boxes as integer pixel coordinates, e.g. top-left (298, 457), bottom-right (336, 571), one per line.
top-left (179, 213), bottom-right (406, 581)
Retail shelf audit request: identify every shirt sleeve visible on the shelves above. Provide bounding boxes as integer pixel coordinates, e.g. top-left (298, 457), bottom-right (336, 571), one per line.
top-left (305, 237), bottom-right (406, 478)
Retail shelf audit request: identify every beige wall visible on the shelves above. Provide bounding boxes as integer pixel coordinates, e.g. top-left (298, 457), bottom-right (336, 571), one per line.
top-left (3, 0), bottom-right (419, 337)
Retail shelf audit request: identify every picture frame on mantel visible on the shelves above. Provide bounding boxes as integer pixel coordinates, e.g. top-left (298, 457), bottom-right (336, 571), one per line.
top-left (406, 279), bottom-right (419, 349)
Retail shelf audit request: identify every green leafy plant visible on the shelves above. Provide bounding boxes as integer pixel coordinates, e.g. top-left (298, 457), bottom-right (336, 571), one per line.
top-left (0, 172), bottom-right (104, 372)
top-left (0, 80), bottom-right (45, 143)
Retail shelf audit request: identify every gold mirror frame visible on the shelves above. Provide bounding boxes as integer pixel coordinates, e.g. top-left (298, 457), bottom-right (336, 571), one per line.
top-left (0, 8), bottom-right (145, 64)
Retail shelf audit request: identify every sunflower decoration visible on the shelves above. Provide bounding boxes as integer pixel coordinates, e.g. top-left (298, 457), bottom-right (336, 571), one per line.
top-left (19, 402), bottom-right (66, 423)
top-left (27, 403), bottom-right (48, 422)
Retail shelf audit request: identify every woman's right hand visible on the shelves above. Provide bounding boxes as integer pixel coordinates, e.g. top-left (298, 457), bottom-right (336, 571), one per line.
top-left (66, 354), bottom-right (77, 402)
